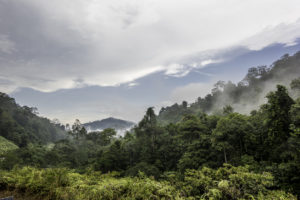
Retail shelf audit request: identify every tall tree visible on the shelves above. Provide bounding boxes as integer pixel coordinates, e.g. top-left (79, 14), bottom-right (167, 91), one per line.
top-left (264, 85), bottom-right (294, 146)
top-left (212, 113), bottom-right (252, 164)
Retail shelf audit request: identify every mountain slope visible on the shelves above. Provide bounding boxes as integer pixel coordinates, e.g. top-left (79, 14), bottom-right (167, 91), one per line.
top-left (0, 136), bottom-right (18, 156)
top-left (83, 117), bottom-right (135, 133)
top-left (158, 52), bottom-right (300, 124)
top-left (0, 93), bottom-right (67, 147)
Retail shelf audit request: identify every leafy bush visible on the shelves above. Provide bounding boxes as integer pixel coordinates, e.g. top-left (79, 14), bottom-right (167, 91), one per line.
top-left (180, 164), bottom-right (296, 200)
top-left (0, 136), bottom-right (18, 156)
top-left (0, 166), bottom-right (295, 200)
top-left (0, 167), bottom-right (181, 200)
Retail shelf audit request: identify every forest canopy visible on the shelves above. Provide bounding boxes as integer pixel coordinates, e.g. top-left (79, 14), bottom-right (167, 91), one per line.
top-left (1, 52), bottom-right (300, 199)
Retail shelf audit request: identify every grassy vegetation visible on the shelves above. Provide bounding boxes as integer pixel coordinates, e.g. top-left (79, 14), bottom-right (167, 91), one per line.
top-left (0, 136), bottom-right (18, 156)
top-left (0, 165), bottom-right (296, 200)
top-left (0, 167), bottom-right (179, 200)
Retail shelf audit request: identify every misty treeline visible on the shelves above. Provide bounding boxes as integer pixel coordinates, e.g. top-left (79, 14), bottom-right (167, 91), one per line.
top-left (0, 52), bottom-right (300, 199)
top-left (0, 93), bottom-right (66, 147)
top-left (159, 52), bottom-right (300, 125)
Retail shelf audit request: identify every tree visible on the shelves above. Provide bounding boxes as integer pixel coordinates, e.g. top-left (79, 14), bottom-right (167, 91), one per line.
top-left (179, 115), bottom-right (208, 144)
top-left (70, 119), bottom-right (87, 140)
top-left (212, 113), bottom-right (252, 164)
top-left (291, 78), bottom-right (300, 98)
top-left (290, 78), bottom-right (300, 91)
top-left (182, 101), bottom-right (188, 109)
top-left (282, 98), bottom-right (300, 162)
top-left (264, 85), bottom-right (294, 146)
top-left (87, 128), bottom-right (116, 146)
top-left (95, 140), bottom-right (126, 172)
top-left (223, 105), bottom-right (233, 115)
top-left (143, 107), bottom-right (157, 126)
top-left (177, 139), bottom-right (214, 172)
top-left (133, 107), bottom-right (163, 165)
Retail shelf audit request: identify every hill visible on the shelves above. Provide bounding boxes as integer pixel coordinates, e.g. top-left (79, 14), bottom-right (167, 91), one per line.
top-left (0, 136), bottom-right (18, 156)
top-left (83, 117), bottom-right (135, 135)
top-left (158, 52), bottom-right (300, 124)
top-left (0, 93), bottom-right (67, 147)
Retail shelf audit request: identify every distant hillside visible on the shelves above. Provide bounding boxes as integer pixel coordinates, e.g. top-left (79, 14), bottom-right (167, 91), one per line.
top-left (158, 52), bottom-right (300, 124)
top-left (0, 93), bottom-right (67, 147)
top-left (0, 136), bottom-right (18, 156)
top-left (83, 117), bottom-right (135, 134)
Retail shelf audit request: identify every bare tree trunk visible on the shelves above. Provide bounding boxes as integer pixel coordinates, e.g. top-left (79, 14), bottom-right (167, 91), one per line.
top-left (223, 148), bottom-right (227, 163)
top-left (239, 136), bottom-right (243, 157)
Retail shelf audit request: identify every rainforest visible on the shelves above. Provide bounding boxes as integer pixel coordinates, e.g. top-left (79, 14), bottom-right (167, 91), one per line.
top-left (1, 53), bottom-right (300, 199)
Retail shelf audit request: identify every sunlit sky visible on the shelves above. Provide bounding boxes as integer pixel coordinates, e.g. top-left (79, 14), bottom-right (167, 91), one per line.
top-left (1, 0), bottom-right (300, 123)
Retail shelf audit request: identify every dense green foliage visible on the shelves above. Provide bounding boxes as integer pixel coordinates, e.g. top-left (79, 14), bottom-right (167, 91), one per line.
top-left (158, 52), bottom-right (300, 125)
top-left (0, 165), bottom-right (296, 199)
top-left (0, 93), bottom-right (66, 147)
top-left (0, 136), bottom-right (18, 156)
top-left (1, 52), bottom-right (300, 199)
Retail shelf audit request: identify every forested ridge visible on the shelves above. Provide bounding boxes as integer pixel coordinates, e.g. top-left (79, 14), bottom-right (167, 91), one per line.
top-left (1, 52), bottom-right (300, 199)
top-left (158, 52), bottom-right (300, 125)
top-left (0, 93), bottom-right (66, 147)
top-left (83, 117), bottom-right (135, 133)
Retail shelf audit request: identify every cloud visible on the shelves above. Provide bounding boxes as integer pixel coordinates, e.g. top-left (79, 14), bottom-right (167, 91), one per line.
top-left (1, 0), bottom-right (300, 93)
top-left (164, 59), bottom-right (220, 77)
top-left (243, 19), bottom-right (300, 50)
top-left (128, 82), bottom-right (139, 87)
top-left (170, 82), bottom-right (215, 103)
top-left (0, 34), bottom-right (15, 54)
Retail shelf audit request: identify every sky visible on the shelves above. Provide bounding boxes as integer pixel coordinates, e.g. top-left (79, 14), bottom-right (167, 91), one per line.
top-left (1, 0), bottom-right (300, 124)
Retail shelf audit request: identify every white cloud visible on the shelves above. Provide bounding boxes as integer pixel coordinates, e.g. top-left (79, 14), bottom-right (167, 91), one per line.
top-left (242, 19), bottom-right (300, 50)
top-left (128, 82), bottom-right (139, 87)
top-left (1, 0), bottom-right (300, 93)
top-left (170, 82), bottom-right (215, 103)
top-left (165, 64), bottom-right (189, 77)
top-left (164, 59), bottom-right (220, 77)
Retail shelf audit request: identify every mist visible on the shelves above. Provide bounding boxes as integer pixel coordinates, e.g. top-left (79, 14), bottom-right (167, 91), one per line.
top-left (208, 53), bottom-right (300, 115)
